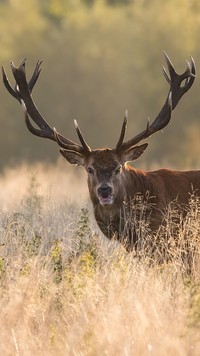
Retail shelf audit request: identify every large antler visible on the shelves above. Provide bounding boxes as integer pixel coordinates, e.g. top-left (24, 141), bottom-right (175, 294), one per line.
top-left (2, 59), bottom-right (91, 154)
top-left (115, 52), bottom-right (196, 153)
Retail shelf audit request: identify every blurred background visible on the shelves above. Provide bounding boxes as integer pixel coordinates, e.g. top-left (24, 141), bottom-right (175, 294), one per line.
top-left (0, 0), bottom-right (200, 171)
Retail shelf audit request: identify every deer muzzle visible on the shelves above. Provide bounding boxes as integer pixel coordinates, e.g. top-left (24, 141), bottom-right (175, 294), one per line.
top-left (97, 184), bottom-right (114, 205)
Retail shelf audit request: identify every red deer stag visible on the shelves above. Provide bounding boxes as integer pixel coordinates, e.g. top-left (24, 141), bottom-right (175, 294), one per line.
top-left (2, 54), bottom-right (197, 251)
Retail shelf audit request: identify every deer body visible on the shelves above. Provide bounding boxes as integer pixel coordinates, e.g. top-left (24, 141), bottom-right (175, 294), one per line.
top-left (3, 53), bottom-right (197, 251)
top-left (83, 148), bottom-right (200, 250)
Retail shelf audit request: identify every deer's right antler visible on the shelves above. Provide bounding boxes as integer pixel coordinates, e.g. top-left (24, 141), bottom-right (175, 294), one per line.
top-left (2, 59), bottom-right (91, 154)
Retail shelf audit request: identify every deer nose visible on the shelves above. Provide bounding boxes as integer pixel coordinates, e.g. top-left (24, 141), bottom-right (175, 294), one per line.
top-left (98, 185), bottom-right (112, 196)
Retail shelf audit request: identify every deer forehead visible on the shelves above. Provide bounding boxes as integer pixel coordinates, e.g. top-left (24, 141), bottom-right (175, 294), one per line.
top-left (86, 149), bottom-right (121, 170)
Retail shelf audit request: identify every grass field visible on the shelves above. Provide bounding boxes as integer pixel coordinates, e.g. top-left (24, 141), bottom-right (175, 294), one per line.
top-left (0, 163), bottom-right (200, 355)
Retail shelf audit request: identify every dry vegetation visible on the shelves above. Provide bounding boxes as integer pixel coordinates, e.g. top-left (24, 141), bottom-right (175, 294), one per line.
top-left (0, 1), bottom-right (200, 354)
top-left (0, 163), bottom-right (199, 355)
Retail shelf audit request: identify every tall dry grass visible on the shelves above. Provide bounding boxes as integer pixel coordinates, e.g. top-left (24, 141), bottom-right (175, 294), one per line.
top-left (0, 163), bottom-right (199, 355)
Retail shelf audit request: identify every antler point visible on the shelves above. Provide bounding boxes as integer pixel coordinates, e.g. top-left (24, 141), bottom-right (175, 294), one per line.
top-left (21, 58), bottom-right (27, 64)
top-left (163, 51), bottom-right (170, 60)
top-left (124, 110), bottom-right (128, 122)
top-left (2, 66), bottom-right (6, 75)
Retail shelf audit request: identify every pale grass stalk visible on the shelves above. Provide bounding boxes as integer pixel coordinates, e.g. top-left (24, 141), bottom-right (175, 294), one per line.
top-left (11, 328), bottom-right (19, 355)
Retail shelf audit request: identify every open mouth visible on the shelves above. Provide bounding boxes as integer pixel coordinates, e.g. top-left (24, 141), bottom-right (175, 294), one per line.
top-left (98, 194), bottom-right (114, 205)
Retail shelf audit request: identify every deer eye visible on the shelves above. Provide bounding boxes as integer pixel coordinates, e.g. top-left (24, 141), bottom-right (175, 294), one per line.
top-left (88, 167), bottom-right (94, 175)
top-left (115, 166), bottom-right (121, 175)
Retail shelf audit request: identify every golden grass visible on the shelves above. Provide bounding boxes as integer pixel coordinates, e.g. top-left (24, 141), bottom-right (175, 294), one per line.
top-left (0, 163), bottom-right (199, 355)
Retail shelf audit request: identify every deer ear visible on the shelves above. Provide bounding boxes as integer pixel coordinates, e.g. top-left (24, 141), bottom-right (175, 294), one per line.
top-left (122, 143), bottom-right (148, 163)
top-left (60, 149), bottom-right (85, 166)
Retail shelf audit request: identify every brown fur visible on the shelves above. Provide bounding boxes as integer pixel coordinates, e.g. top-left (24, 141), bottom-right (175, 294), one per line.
top-left (64, 148), bottom-right (200, 252)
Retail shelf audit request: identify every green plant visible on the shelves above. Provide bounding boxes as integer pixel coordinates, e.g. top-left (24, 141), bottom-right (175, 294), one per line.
top-left (51, 239), bottom-right (63, 283)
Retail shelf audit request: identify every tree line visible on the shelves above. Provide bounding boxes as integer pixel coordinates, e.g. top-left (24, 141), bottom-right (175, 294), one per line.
top-left (0, 0), bottom-right (200, 169)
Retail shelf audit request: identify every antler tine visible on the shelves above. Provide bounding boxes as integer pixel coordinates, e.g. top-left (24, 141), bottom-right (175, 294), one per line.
top-left (163, 51), bottom-right (176, 79)
top-left (2, 59), bottom-right (42, 104)
top-left (52, 126), bottom-right (81, 151)
top-left (163, 52), bottom-right (196, 86)
top-left (74, 119), bottom-right (91, 152)
top-left (20, 99), bottom-right (52, 138)
top-left (28, 60), bottom-right (43, 92)
top-left (24, 109), bottom-right (83, 151)
top-left (10, 59), bottom-right (53, 134)
top-left (190, 56), bottom-right (196, 75)
top-left (2, 66), bottom-right (21, 101)
top-left (22, 102), bottom-right (46, 137)
top-left (116, 110), bottom-right (128, 151)
top-left (162, 65), bottom-right (171, 84)
top-left (117, 53), bottom-right (196, 153)
top-left (186, 59), bottom-right (192, 72)
top-left (146, 117), bottom-right (150, 132)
